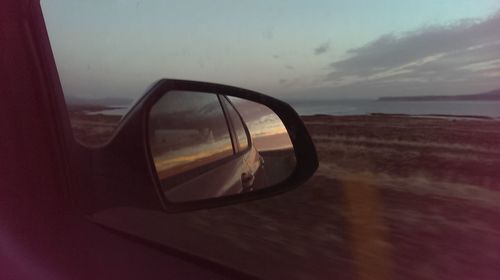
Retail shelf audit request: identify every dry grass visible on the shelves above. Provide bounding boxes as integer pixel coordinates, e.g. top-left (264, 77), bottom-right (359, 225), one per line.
top-left (178, 115), bottom-right (500, 280)
top-left (74, 112), bottom-right (500, 280)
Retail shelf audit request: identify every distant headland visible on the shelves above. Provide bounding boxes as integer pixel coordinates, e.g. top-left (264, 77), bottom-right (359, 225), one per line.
top-left (378, 88), bottom-right (500, 101)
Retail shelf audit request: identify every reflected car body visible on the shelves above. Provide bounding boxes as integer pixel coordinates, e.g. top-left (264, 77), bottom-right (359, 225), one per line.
top-left (159, 95), bottom-right (268, 202)
top-left (164, 144), bottom-right (267, 202)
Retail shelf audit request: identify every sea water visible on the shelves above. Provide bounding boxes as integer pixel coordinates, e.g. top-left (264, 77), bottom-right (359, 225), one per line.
top-left (288, 99), bottom-right (500, 118)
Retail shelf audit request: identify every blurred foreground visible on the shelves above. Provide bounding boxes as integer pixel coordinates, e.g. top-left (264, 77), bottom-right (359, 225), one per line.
top-left (71, 112), bottom-right (500, 280)
top-left (160, 115), bottom-right (500, 280)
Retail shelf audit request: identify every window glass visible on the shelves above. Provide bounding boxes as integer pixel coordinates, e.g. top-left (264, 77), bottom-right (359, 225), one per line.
top-left (149, 91), bottom-right (233, 180)
top-left (221, 97), bottom-right (249, 152)
top-left (41, 0), bottom-right (500, 279)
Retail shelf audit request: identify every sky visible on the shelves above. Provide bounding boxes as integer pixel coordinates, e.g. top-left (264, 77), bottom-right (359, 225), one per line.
top-left (41, 0), bottom-right (500, 101)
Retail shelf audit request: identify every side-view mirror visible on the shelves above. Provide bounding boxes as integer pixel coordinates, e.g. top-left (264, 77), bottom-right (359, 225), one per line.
top-left (149, 91), bottom-right (297, 202)
top-left (82, 79), bottom-right (317, 213)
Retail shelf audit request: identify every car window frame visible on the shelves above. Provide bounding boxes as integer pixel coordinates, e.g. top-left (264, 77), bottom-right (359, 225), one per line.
top-left (219, 96), bottom-right (252, 154)
top-left (217, 94), bottom-right (238, 155)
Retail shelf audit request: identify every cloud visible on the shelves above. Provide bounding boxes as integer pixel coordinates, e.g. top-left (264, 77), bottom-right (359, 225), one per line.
top-left (263, 27), bottom-right (274, 40)
top-left (321, 11), bottom-right (500, 97)
top-left (285, 64), bottom-right (294, 70)
top-left (314, 41), bottom-right (331, 55)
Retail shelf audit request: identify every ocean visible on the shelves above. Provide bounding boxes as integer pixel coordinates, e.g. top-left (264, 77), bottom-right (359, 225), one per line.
top-left (288, 100), bottom-right (500, 118)
top-left (84, 100), bottom-right (500, 119)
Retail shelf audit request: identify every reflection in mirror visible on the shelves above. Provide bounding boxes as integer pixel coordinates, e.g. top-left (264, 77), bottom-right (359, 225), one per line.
top-left (148, 91), bottom-right (295, 203)
top-left (229, 97), bottom-right (296, 185)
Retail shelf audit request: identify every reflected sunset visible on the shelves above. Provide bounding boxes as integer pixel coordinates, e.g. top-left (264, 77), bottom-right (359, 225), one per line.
top-left (230, 97), bottom-right (293, 151)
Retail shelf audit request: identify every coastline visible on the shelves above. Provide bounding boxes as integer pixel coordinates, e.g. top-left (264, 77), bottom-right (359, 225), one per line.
top-left (303, 112), bottom-right (497, 121)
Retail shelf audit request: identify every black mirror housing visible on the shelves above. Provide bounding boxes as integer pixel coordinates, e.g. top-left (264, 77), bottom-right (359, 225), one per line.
top-left (84, 79), bottom-right (318, 213)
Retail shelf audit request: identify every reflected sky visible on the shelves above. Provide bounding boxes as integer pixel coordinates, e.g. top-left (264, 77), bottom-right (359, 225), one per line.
top-left (230, 98), bottom-right (293, 151)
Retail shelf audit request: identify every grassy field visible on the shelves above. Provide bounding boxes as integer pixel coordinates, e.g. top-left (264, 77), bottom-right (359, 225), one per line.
top-left (71, 112), bottom-right (500, 280)
top-left (162, 115), bottom-right (500, 280)
top-left (67, 106), bottom-right (122, 146)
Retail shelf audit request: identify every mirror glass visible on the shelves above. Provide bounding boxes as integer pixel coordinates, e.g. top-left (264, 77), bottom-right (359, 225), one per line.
top-left (148, 91), bottom-right (296, 203)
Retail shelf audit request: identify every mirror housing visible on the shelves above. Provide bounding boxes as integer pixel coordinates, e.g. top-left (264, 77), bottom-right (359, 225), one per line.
top-left (83, 79), bottom-right (318, 213)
